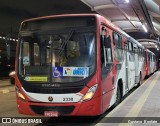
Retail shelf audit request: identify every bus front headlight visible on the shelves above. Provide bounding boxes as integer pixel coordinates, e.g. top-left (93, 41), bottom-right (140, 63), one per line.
top-left (82, 84), bottom-right (98, 101)
top-left (16, 86), bottom-right (26, 101)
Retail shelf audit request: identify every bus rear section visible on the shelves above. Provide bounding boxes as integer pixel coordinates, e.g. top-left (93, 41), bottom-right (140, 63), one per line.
top-left (15, 15), bottom-right (107, 116)
top-left (145, 49), bottom-right (156, 77)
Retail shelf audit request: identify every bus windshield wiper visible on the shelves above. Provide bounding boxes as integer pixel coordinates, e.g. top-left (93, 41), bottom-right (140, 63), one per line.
top-left (57, 30), bottom-right (75, 56)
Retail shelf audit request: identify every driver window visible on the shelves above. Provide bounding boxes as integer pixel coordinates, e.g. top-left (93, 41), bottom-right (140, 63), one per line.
top-left (34, 43), bottom-right (40, 65)
top-left (23, 42), bottom-right (30, 66)
top-left (100, 26), bottom-right (112, 66)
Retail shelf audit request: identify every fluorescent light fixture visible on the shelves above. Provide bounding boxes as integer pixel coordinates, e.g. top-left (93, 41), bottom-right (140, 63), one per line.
top-left (2, 37), bottom-right (5, 39)
top-left (142, 24), bottom-right (148, 32)
top-left (125, 0), bottom-right (129, 3)
top-left (13, 39), bottom-right (15, 41)
top-left (155, 45), bottom-right (157, 48)
top-left (0, 36), bottom-right (2, 39)
top-left (157, 48), bottom-right (159, 51)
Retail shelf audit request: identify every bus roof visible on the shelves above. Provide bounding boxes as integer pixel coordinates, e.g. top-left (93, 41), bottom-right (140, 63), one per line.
top-left (21, 13), bottom-right (144, 48)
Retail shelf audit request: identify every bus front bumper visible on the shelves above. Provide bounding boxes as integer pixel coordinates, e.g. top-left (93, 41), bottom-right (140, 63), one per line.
top-left (16, 96), bottom-right (102, 116)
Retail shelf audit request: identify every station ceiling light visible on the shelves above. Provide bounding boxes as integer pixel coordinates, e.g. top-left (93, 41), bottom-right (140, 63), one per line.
top-left (125, 0), bottom-right (129, 3)
top-left (0, 35), bottom-right (18, 42)
top-left (142, 24), bottom-right (148, 32)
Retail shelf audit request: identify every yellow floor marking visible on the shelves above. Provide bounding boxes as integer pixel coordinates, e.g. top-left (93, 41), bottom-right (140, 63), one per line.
top-left (2, 89), bottom-right (10, 93)
top-left (119, 73), bottom-right (160, 126)
top-left (95, 72), bottom-right (159, 126)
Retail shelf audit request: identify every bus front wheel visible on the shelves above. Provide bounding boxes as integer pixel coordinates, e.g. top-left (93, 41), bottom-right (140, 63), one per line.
top-left (113, 85), bottom-right (121, 107)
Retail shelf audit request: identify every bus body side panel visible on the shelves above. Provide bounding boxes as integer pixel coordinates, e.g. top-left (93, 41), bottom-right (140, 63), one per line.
top-left (151, 53), bottom-right (156, 73)
top-left (128, 51), bottom-right (136, 89)
top-left (104, 31), bottom-right (126, 108)
top-left (109, 49), bottom-right (126, 99)
top-left (134, 45), bottom-right (139, 84)
top-left (140, 55), bottom-right (146, 81)
top-left (101, 71), bottom-right (115, 112)
top-left (153, 59), bottom-right (157, 72)
top-left (145, 50), bottom-right (149, 77)
top-left (148, 53), bottom-right (151, 75)
top-left (142, 51), bottom-right (146, 80)
top-left (97, 21), bottom-right (116, 113)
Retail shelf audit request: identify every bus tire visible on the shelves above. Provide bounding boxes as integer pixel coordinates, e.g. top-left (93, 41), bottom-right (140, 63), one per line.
top-left (113, 84), bottom-right (121, 107)
top-left (138, 73), bottom-right (142, 86)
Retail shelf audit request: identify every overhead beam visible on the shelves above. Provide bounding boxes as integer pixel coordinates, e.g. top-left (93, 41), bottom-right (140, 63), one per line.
top-left (122, 27), bottom-right (143, 31)
top-left (136, 0), bottom-right (157, 37)
top-left (111, 0), bottom-right (137, 29)
top-left (138, 39), bottom-right (159, 44)
top-left (93, 4), bottom-right (117, 10)
top-left (91, 0), bottom-right (137, 29)
top-left (111, 19), bottom-right (140, 22)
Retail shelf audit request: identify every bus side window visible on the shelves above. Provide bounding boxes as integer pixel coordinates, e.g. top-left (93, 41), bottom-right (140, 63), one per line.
top-left (34, 43), bottom-right (40, 65)
top-left (100, 26), bottom-right (112, 66)
top-left (113, 32), bottom-right (122, 61)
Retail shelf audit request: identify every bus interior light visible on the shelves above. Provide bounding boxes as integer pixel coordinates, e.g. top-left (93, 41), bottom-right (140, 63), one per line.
top-left (82, 84), bottom-right (98, 101)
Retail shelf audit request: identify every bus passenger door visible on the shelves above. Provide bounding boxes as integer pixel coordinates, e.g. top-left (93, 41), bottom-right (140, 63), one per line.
top-left (100, 26), bottom-right (114, 112)
top-left (124, 43), bottom-right (129, 91)
top-left (128, 42), bottom-right (136, 89)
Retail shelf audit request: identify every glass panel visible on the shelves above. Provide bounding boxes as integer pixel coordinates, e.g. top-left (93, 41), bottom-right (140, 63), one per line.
top-left (34, 43), bottom-right (40, 65)
top-left (51, 32), bottom-right (95, 83)
top-left (23, 42), bottom-right (30, 66)
top-left (18, 16), bottom-right (96, 83)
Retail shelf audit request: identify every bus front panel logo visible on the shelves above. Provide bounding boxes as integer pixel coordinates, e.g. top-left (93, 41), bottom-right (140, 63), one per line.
top-left (48, 96), bottom-right (53, 102)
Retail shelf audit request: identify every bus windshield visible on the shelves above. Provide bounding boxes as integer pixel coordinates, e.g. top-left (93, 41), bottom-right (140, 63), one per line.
top-left (18, 16), bottom-right (96, 83)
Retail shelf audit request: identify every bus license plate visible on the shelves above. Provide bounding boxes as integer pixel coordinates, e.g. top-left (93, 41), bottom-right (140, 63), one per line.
top-left (44, 111), bottom-right (59, 117)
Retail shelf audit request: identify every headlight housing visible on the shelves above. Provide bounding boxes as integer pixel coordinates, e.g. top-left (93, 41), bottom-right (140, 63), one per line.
top-left (82, 84), bottom-right (98, 101)
top-left (16, 86), bottom-right (26, 101)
